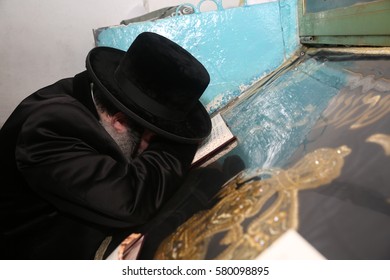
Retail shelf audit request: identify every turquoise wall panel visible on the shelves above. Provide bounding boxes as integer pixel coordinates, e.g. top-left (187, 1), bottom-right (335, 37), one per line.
top-left (95, 1), bottom-right (300, 114)
top-left (280, 0), bottom-right (299, 58)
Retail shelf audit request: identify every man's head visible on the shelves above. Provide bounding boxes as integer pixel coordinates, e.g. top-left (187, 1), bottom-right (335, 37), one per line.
top-left (86, 32), bottom-right (212, 144)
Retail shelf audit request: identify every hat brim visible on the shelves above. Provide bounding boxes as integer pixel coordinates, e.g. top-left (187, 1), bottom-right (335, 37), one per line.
top-left (86, 47), bottom-right (211, 144)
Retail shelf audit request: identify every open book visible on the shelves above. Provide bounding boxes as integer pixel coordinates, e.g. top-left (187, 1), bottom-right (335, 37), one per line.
top-left (191, 113), bottom-right (237, 168)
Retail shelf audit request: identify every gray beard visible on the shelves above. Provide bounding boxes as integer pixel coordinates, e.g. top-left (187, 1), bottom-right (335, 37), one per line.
top-left (100, 119), bottom-right (141, 161)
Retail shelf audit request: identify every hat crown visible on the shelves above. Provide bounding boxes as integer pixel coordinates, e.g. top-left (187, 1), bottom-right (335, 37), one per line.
top-left (114, 32), bottom-right (210, 120)
top-left (86, 32), bottom-right (212, 143)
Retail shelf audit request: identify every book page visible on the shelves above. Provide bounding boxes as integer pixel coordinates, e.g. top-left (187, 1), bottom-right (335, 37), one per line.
top-left (192, 113), bottom-right (235, 166)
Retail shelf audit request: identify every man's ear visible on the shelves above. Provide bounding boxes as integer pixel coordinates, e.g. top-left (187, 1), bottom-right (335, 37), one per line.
top-left (111, 112), bottom-right (129, 133)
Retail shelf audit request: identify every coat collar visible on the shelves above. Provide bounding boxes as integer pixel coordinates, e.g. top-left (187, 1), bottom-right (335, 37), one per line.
top-left (72, 71), bottom-right (99, 120)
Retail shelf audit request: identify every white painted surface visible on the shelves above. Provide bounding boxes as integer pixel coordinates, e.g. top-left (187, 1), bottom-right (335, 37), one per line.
top-left (145, 0), bottom-right (276, 12)
top-left (256, 230), bottom-right (326, 260)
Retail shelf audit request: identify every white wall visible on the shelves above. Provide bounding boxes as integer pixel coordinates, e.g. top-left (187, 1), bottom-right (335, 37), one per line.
top-left (0, 0), bottom-right (146, 126)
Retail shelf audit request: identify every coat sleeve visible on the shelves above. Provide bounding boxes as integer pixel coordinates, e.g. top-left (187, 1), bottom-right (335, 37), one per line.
top-left (15, 100), bottom-right (198, 228)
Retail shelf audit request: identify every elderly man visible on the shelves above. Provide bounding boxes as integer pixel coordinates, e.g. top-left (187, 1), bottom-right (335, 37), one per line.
top-left (0, 32), bottom-right (211, 259)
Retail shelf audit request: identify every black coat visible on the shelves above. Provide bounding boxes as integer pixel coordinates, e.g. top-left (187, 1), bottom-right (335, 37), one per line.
top-left (0, 71), bottom-right (197, 259)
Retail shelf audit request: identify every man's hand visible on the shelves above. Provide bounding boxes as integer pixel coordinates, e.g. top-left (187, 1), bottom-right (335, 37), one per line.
top-left (137, 129), bottom-right (156, 155)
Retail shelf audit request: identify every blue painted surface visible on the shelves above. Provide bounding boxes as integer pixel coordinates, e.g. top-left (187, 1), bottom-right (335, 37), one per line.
top-left (222, 57), bottom-right (348, 169)
top-left (280, 0), bottom-right (299, 58)
top-left (95, 0), bottom-right (300, 114)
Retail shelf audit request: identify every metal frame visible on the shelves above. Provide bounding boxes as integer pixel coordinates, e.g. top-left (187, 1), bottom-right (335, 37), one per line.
top-left (298, 0), bottom-right (390, 46)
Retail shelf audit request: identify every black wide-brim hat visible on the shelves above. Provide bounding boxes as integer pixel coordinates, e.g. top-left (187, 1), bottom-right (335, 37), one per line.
top-left (86, 32), bottom-right (211, 144)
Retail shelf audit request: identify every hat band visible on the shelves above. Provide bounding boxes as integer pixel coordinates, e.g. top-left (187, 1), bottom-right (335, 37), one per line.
top-left (115, 71), bottom-right (186, 121)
